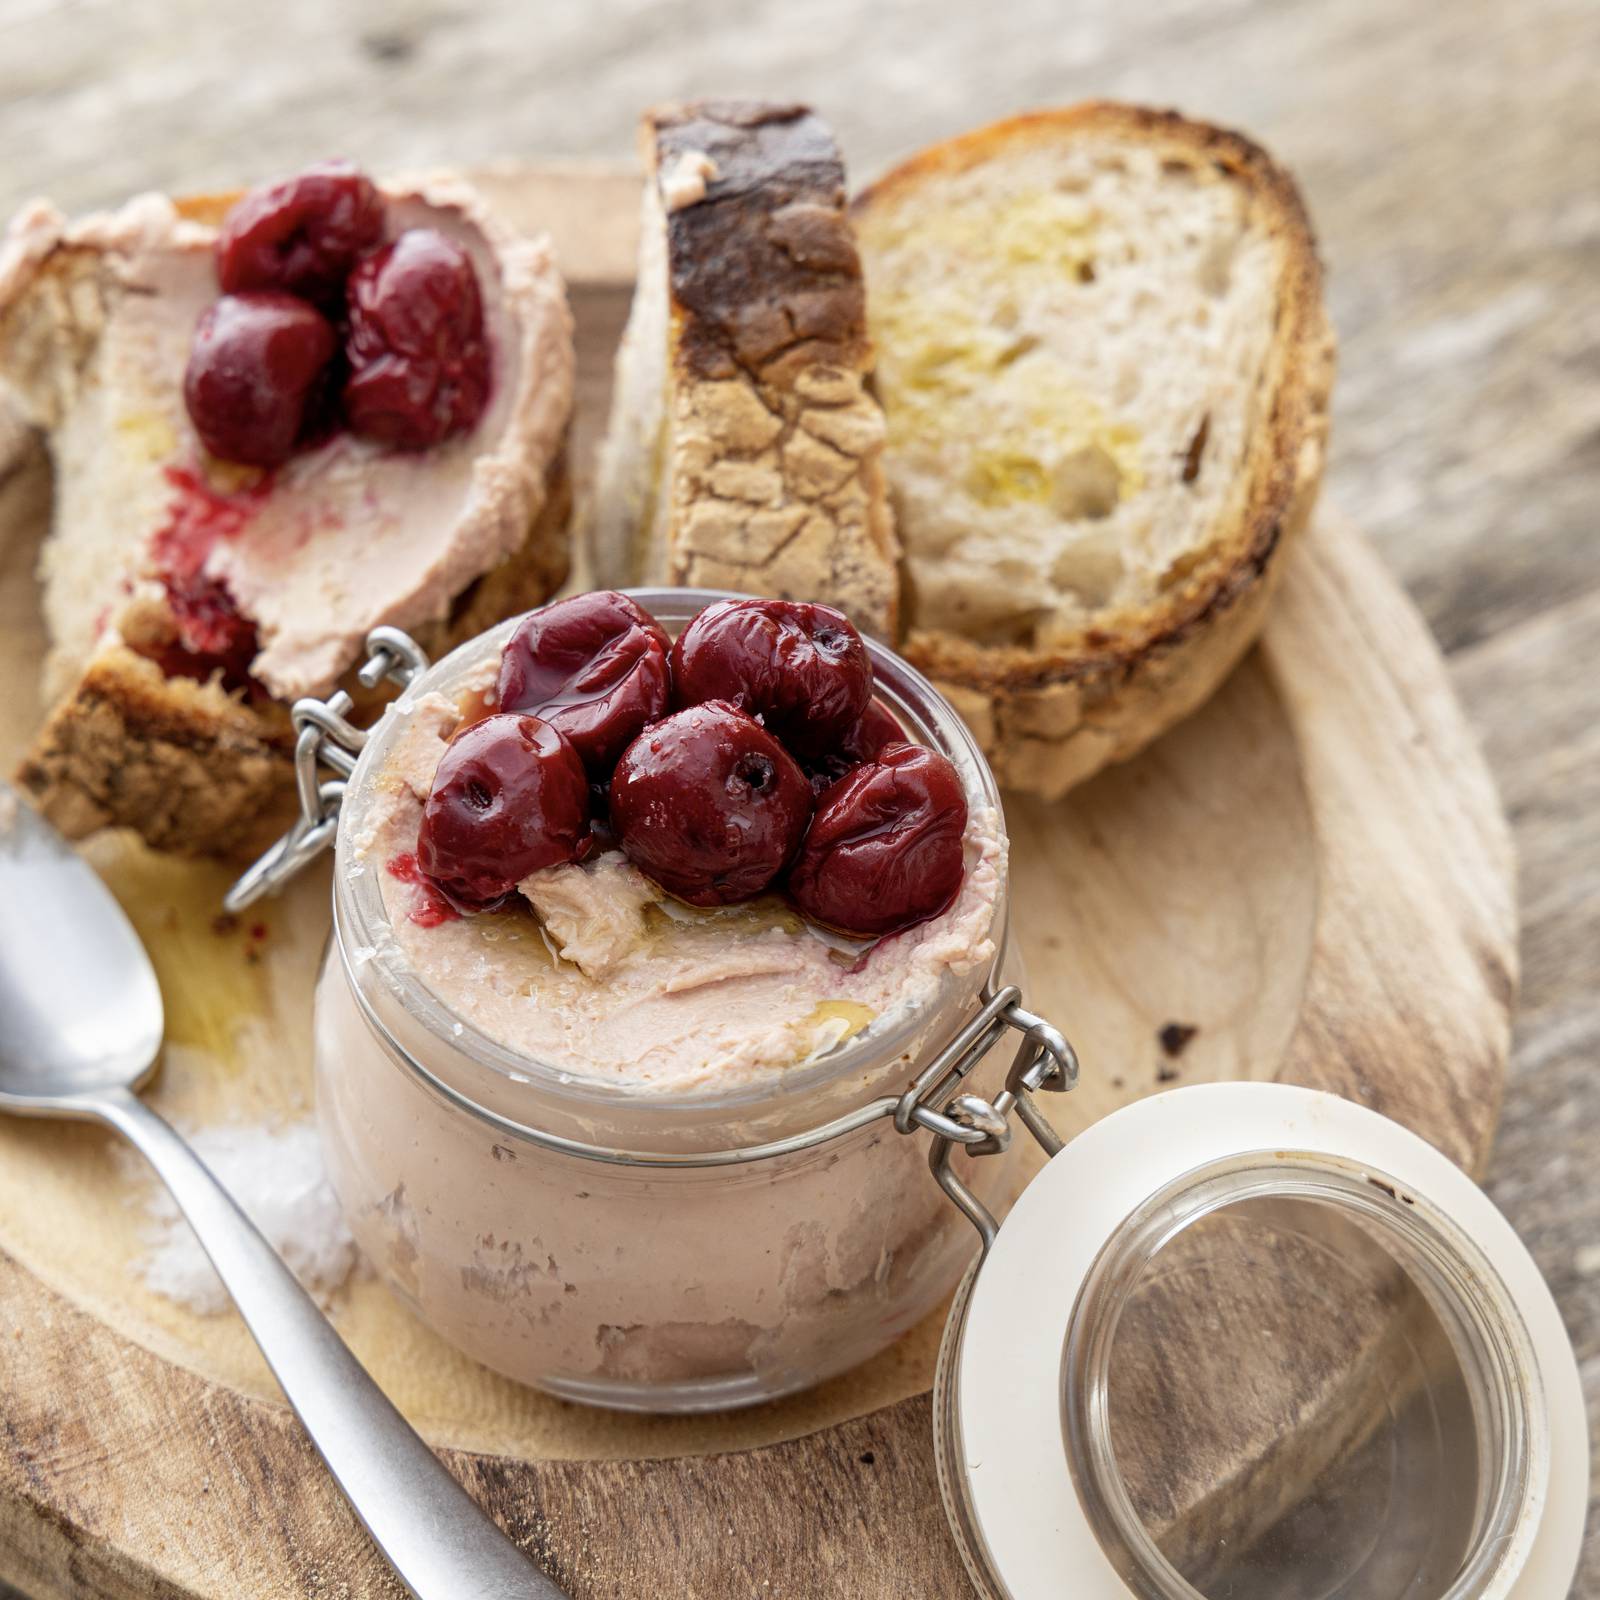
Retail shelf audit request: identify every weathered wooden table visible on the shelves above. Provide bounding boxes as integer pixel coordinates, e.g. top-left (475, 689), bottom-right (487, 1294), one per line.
top-left (0, 0), bottom-right (1594, 1592)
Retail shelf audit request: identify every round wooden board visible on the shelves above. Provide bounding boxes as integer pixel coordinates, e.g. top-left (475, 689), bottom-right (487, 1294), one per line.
top-left (0, 170), bottom-right (1515, 1599)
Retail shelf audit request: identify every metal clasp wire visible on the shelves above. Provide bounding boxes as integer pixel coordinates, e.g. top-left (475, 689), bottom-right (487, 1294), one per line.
top-left (225, 627), bottom-right (430, 914)
top-left (895, 986), bottom-right (1079, 1251)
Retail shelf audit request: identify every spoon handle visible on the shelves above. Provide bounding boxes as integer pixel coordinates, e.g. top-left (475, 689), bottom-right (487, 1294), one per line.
top-left (97, 1088), bottom-right (567, 1600)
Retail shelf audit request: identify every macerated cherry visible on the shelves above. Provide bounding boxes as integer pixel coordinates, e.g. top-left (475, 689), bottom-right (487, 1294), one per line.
top-left (850, 697), bottom-right (905, 758)
top-left (184, 292), bottom-right (338, 467)
top-left (343, 228), bottom-right (490, 450)
top-left (497, 592), bottom-right (671, 776)
top-left (802, 696), bottom-right (905, 795)
top-left (156, 571), bottom-right (261, 691)
top-left (610, 701), bottom-right (812, 906)
top-left (216, 161), bottom-right (385, 303)
top-left (787, 743), bottom-right (968, 937)
top-left (670, 598), bottom-right (872, 758)
top-left (418, 713), bottom-right (591, 906)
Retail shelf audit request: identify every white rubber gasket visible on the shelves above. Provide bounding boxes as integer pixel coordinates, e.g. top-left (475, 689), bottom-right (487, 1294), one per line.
top-left (951, 1082), bottom-right (1587, 1600)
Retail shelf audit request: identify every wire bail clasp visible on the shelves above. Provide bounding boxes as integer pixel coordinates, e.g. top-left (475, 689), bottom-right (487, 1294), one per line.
top-left (225, 627), bottom-right (430, 914)
top-left (892, 986), bottom-right (1078, 1251)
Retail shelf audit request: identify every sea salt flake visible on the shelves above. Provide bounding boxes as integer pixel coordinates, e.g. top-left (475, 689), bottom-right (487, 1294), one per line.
top-left (121, 1120), bottom-right (363, 1316)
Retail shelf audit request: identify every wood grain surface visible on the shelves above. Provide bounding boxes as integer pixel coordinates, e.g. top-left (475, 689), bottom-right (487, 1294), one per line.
top-left (0, 0), bottom-right (1595, 1592)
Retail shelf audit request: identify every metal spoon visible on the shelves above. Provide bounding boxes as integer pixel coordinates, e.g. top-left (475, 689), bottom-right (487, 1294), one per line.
top-left (0, 786), bottom-right (567, 1600)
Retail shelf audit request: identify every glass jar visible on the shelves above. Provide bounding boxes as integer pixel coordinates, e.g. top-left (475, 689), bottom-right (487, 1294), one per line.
top-left (305, 591), bottom-right (1046, 1412)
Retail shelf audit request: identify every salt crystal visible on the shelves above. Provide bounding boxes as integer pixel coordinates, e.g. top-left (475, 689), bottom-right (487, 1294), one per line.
top-left (122, 1120), bottom-right (363, 1317)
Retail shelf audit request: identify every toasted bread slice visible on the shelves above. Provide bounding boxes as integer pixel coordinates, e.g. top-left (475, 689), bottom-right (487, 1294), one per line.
top-left (590, 101), bottom-right (899, 637)
top-left (1, 175), bottom-right (574, 857)
top-left (15, 461), bottom-right (571, 859)
top-left (854, 104), bottom-right (1335, 796)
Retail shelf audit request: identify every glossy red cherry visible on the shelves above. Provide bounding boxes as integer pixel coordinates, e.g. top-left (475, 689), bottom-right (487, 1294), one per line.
top-left (787, 743), bottom-right (968, 938)
top-left (609, 701), bottom-right (812, 906)
top-left (802, 696), bottom-right (905, 795)
top-left (849, 697), bottom-right (905, 758)
top-left (497, 592), bottom-right (671, 776)
top-left (418, 713), bottom-right (591, 907)
top-left (216, 161), bottom-right (385, 303)
top-left (670, 598), bottom-right (872, 758)
top-left (184, 292), bottom-right (338, 467)
top-left (343, 228), bottom-right (490, 450)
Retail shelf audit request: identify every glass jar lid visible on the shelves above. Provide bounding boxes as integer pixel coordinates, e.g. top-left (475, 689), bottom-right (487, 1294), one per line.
top-left (935, 1083), bottom-right (1586, 1600)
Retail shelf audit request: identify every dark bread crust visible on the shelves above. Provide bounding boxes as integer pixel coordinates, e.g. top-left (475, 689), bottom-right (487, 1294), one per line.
top-left (650, 101), bottom-right (871, 385)
top-left (608, 100), bottom-right (899, 637)
top-left (854, 102), bottom-right (1336, 795)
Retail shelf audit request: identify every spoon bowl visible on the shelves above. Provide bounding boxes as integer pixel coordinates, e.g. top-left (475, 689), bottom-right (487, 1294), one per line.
top-left (0, 790), bottom-right (163, 1111)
